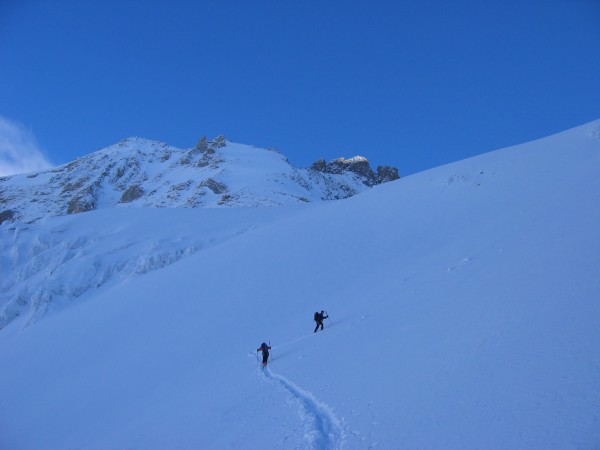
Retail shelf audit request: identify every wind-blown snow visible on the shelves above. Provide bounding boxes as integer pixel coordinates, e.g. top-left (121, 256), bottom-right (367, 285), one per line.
top-left (0, 207), bottom-right (296, 329)
top-left (1, 121), bottom-right (599, 449)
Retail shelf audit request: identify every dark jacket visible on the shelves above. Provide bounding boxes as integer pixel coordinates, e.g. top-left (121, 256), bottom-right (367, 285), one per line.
top-left (257, 343), bottom-right (271, 354)
top-left (314, 311), bottom-right (328, 323)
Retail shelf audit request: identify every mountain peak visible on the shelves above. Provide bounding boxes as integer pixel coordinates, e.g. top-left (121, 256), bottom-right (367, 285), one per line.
top-left (0, 137), bottom-right (400, 225)
top-left (310, 155), bottom-right (399, 187)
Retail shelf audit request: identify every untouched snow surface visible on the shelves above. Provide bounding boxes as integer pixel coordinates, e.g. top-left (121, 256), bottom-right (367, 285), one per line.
top-left (1, 121), bottom-right (600, 449)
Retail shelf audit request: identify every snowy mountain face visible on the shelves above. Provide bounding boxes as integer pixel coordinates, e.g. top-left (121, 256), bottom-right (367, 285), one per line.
top-left (0, 136), bottom-right (398, 329)
top-left (1, 122), bottom-right (600, 449)
top-left (0, 135), bottom-right (399, 225)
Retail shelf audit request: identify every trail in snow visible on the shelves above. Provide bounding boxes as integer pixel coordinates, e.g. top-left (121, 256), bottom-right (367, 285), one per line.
top-left (260, 366), bottom-right (345, 450)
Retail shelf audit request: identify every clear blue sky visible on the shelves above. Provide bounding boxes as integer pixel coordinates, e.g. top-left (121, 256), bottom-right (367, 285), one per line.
top-left (1, 0), bottom-right (599, 176)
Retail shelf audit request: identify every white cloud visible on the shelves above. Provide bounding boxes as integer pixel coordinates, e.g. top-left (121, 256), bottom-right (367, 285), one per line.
top-left (0, 116), bottom-right (54, 177)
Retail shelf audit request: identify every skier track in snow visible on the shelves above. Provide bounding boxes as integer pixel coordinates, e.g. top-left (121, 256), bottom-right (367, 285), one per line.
top-left (262, 367), bottom-right (345, 449)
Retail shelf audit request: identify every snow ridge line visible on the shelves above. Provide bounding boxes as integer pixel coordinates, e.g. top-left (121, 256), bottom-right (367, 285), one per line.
top-left (262, 367), bottom-right (344, 449)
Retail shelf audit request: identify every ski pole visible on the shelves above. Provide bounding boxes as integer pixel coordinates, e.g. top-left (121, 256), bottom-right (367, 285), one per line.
top-left (325, 310), bottom-right (331, 325)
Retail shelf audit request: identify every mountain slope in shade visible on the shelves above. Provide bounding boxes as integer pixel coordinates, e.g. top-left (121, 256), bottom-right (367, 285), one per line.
top-left (0, 121), bottom-right (599, 449)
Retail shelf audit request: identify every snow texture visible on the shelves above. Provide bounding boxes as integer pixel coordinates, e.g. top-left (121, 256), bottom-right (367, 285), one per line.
top-left (262, 366), bottom-right (345, 449)
top-left (1, 120), bottom-right (600, 449)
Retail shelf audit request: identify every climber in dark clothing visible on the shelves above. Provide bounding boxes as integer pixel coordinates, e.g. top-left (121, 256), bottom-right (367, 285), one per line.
top-left (314, 310), bottom-right (328, 333)
top-left (257, 342), bottom-right (271, 366)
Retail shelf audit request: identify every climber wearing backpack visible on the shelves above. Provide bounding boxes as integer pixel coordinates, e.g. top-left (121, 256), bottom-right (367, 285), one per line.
top-left (313, 310), bottom-right (329, 333)
top-left (257, 342), bottom-right (271, 366)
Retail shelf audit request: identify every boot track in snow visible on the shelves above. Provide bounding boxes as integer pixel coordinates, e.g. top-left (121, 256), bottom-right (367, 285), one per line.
top-left (261, 366), bottom-right (345, 449)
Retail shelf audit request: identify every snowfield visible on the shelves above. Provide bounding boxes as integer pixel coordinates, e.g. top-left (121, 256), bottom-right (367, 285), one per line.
top-left (1, 121), bottom-right (600, 449)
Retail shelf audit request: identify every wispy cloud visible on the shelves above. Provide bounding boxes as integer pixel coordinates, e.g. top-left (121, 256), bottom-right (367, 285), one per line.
top-left (0, 116), bottom-right (54, 177)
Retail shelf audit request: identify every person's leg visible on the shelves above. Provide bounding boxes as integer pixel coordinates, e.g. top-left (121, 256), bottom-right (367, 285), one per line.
top-left (314, 323), bottom-right (319, 333)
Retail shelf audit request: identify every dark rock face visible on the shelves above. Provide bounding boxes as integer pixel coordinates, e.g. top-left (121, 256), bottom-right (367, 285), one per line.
top-left (120, 185), bottom-right (144, 203)
top-left (200, 178), bottom-right (228, 195)
top-left (341, 158), bottom-right (375, 179)
top-left (0, 209), bottom-right (15, 225)
top-left (195, 136), bottom-right (209, 152)
top-left (67, 196), bottom-right (95, 214)
top-left (311, 157), bottom-right (370, 176)
top-left (61, 178), bottom-right (89, 194)
top-left (376, 166), bottom-right (400, 183)
top-left (310, 157), bottom-right (399, 187)
top-left (67, 187), bottom-right (97, 214)
top-left (218, 194), bottom-right (233, 205)
top-left (212, 135), bottom-right (226, 149)
top-left (311, 159), bottom-right (327, 172)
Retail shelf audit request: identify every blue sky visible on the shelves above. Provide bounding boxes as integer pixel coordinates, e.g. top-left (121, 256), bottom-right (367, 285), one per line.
top-left (1, 0), bottom-right (599, 176)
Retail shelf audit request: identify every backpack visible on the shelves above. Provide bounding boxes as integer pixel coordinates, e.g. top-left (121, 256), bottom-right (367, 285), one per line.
top-left (314, 312), bottom-right (320, 321)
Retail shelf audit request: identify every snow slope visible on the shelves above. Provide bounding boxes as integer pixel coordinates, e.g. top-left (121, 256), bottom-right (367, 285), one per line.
top-left (1, 121), bottom-right (599, 449)
top-left (0, 206), bottom-right (298, 329)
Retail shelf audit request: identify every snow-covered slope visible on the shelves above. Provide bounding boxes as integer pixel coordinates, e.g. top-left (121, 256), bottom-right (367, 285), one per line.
top-left (0, 136), bottom-right (398, 329)
top-left (0, 207), bottom-right (299, 329)
top-left (1, 121), bottom-right (599, 449)
top-left (0, 135), bottom-right (399, 224)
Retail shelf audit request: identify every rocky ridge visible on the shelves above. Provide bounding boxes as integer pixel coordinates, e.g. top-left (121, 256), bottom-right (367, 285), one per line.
top-left (0, 136), bottom-right (399, 225)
